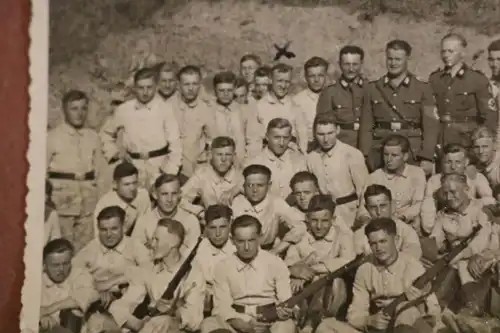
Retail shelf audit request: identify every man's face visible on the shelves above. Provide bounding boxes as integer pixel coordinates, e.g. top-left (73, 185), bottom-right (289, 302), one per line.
top-left (152, 226), bottom-right (182, 260)
top-left (472, 137), bottom-right (495, 164)
top-left (271, 71), bottom-right (292, 99)
top-left (115, 174), bottom-right (139, 202)
top-left (366, 194), bottom-right (392, 219)
top-left (386, 48), bottom-right (409, 77)
top-left (232, 225), bottom-right (260, 261)
top-left (234, 86), bottom-right (248, 105)
top-left (179, 73), bottom-right (201, 103)
top-left (441, 38), bottom-right (464, 68)
top-left (383, 145), bottom-right (407, 172)
top-left (339, 53), bottom-right (363, 81)
top-left (44, 250), bottom-right (72, 284)
top-left (158, 70), bottom-right (178, 98)
top-left (211, 146), bottom-right (235, 174)
top-left (307, 209), bottom-right (333, 240)
top-left (244, 174), bottom-right (270, 204)
top-left (442, 151), bottom-right (467, 175)
top-left (64, 99), bottom-right (88, 129)
top-left (442, 179), bottom-right (468, 210)
top-left (98, 217), bottom-right (124, 249)
top-left (266, 126), bottom-right (292, 157)
top-left (155, 181), bottom-right (181, 214)
top-left (315, 123), bottom-right (338, 151)
top-left (134, 77), bottom-right (157, 104)
top-left (254, 76), bottom-right (270, 99)
top-left (489, 50), bottom-right (500, 78)
top-left (215, 82), bottom-right (235, 106)
top-left (305, 66), bottom-right (327, 93)
top-left (205, 217), bottom-right (231, 248)
top-left (293, 180), bottom-right (319, 211)
top-left (368, 230), bottom-right (397, 264)
top-left (240, 60), bottom-right (259, 83)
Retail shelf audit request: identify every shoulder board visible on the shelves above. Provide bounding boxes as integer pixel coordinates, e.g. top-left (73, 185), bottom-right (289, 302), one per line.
top-left (471, 67), bottom-right (487, 76)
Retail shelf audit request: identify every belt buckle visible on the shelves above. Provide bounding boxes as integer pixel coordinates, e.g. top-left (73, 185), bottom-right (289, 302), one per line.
top-left (390, 122), bottom-right (401, 131)
top-left (353, 122), bottom-right (359, 131)
top-left (441, 114), bottom-right (452, 123)
top-left (245, 305), bottom-right (258, 317)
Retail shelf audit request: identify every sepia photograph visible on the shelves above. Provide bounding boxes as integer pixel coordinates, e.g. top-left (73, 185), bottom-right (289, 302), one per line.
top-left (22, 0), bottom-right (500, 332)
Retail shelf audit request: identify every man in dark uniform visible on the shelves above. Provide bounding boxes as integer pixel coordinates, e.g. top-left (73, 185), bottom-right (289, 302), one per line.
top-left (316, 45), bottom-right (366, 149)
top-left (429, 33), bottom-right (497, 151)
top-left (358, 40), bottom-right (440, 175)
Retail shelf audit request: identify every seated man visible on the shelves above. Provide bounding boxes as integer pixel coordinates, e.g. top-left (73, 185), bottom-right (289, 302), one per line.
top-left (285, 194), bottom-right (355, 329)
top-left (93, 162), bottom-right (152, 238)
top-left (193, 204), bottom-right (237, 317)
top-left (93, 218), bottom-right (205, 333)
top-left (40, 239), bottom-right (99, 333)
top-left (180, 136), bottom-right (243, 221)
top-left (231, 164), bottom-right (307, 256)
top-left (316, 218), bottom-right (440, 333)
top-left (200, 215), bottom-right (296, 333)
top-left (354, 184), bottom-right (422, 260)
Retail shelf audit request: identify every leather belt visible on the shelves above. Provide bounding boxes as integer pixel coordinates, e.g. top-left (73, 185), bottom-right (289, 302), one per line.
top-left (128, 145), bottom-right (170, 159)
top-left (47, 171), bottom-right (95, 181)
top-left (440, 114), bottom-right (478, 123)
top-left (375, 121), bottom-right (420, 131)
top-left (232, 303), bottom-right (275, 316)
top-left (336, 192), bottom-right (358, 205)
top-left (338, 122), bottom-right (360, 131)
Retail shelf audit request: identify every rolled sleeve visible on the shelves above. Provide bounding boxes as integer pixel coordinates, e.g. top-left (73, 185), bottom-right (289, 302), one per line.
top-left (276, 200), bottom-right (307, 244)
top-left (179, 264), bottom-right (206, 331)
top-left (108, 272), bottom-right (148, 328)
top-left (69, 270), bottom-right (100, 312)
top-left (179, 173), bottom-right (204, 216)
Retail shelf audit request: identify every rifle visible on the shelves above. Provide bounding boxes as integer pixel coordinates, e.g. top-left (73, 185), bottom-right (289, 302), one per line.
top-left (257, 254), bottom-right (369, 323)
top-left (374, 225), bottom-right (482, 332)
top-left (133, 237), bottom-right (204, 319)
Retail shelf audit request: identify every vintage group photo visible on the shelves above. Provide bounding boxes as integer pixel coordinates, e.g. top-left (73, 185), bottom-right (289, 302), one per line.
top-left (24, 0), bottom-right (500, 332)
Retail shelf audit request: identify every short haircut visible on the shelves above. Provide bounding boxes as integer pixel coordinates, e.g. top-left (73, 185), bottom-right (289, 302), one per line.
top-left (364, 184), bottom-right (392, 203)
top-left (313, 112), bottom-right (337, 130)
top-left (267, 117), bottom-right (292, 132)
top-left (156, 61), bottom-right (179, 75)
top-left (43, 238), bottom-right (74, 261)
top-left (442, 33), bottom-right (467, 48)
top-left (290, 171), bottom-right (319, 190)
top-left (177, 65), bottom-right (202, 81)
top-left (157, 218), bottom-right (186, 246)
top-left (243, 164), bottom-right (272, 179)
top-left (113, 162), bottom-right (138, 181)
top-left (471, 126), bottom-right (494, 142)
top-left (211, 136), bottom-right (236, 150)
top-left (441, 172), bottom-right (467, 185)
top-left (364, 217), bottom-right (397, 237)
top-left (488, 39), bottom-right (500, 53)
top-left (304, 56), bottom-right (329, 72)
top-left (386, 39), bottom-right (412, 56)
top-left (205, 204), bottom-right (233, 224)
top-left (97, 206), bottom-right (126, 225)
top-left (153, 173), bottom-right (180, 189)
top-left (442, 143), bottom-right (467, 156)
top-left (62, 90), bottom-right (88, 108)
top-left (134, 67), bottom-right (158, 84)
top-left (235, 76), bottom-right (249, 89)
top-left (493, 184), bottom-right (500, 198)
top-left (231, 214), bottom-right (262, 236)
top-left (240, 54), bottom-right (262, 66)
top-left (271, 63), bottom-right (293, 75)
top-left (339, 45), bottom-right (365, 61)
top-left (213, 71), bottom-right (237, 87)
top-left (383, 134), bottom-right (410, 154)
top-left (307, 194), bottom-right (336, 214)
top-left (255, 66), bottom-right (272, 78)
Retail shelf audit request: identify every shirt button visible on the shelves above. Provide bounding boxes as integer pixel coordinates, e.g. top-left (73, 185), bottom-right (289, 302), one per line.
top-left (445, 99), bottom-right (450, 103)
top-left (448, 86), bottom-right (451, 90)
top-left (392, 93), bottom-right (397, 97)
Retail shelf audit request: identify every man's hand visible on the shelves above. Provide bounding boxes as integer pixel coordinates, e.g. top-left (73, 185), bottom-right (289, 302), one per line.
top-left (125, 315), bottom-right (150, 332)
top-left (405, 285), bottom-right (426, 301)
top-left (420, 160), bottom-right (434, 176)
top-left (39, 315), bottom-right (57, 330)
top-left (249, 319), bottom-right (270, 333)
top-left (288, 141), bottom-right (299, 152)
top-left (155, 298), bottom-right (173, 314)
top-left (288, 263), bottom-right (315, 281)
top-left (275, 305), bottom-right (294, 320)
top-left (468, 254), bottom-right (496, 280)
top-left (290, 279), bottom-right (305, 294)
top-left (99, 291), bottom-right (116, 309)
top-left (367, 312), bottom-right (391, 330)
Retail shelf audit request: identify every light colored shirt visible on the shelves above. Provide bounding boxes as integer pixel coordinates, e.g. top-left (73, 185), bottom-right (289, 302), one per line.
top-left (293, 88), bottom-right (320, 142)
top-left (245, 147), bottom-right (307, 199)
top-left (285, 225), bottom-right (355, 272)
top-left (46, 123), bottom-right (102, 216)
top-left (179, 164), bottom-right (244, 216)
top-left (93, 188), bottom-right (152, 238)
top-left (354, 218), bottom-right (422, 259)
top-left (132, 207), bottom-right (201, 257)
top-left (212, 250), bottom-right (292, 322)
top-left (481, 151), bottom-right (500, 189)
top-left (421, 172), bottom-right (494, 234)
top-left (108, 259), bottom-right (205, 331)
top-left (44, 207), bottom-right (61, 245)
top-left (231, 194), bottom-right (307, 247)
top-left (347, 253), bottom-right (440, 330)
top-left (307, 141), bottom-right (368, 228)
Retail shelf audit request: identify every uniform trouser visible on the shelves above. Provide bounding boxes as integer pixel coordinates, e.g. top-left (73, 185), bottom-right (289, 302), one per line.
top-left (200, 316), bottom-right (295, 333)
top-left (59, 214), bottom-right (93, 253)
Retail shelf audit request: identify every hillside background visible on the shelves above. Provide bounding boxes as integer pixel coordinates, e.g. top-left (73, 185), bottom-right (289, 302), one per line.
top-left (49, 0), bottom-right (500, 129)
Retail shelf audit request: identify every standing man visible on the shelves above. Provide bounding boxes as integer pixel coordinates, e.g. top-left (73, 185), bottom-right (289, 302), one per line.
top-left (359, 39), bottom-right (440, 175)
top-left (429, 33), bottom-right (497, 149)
top-left (156, 61), bottom-right (179, 102)
top-left (252, 66), bottom-right (272, 101)
top-left (100, 67), bottom-right (182, 188)
top-left (487, 39), bottom-right (500, 102)
top-left (317, 45), bottom-right (366, 149)
top-left (47, 90), bottom-right (103, 252)
top-left (294, 56), bottom-right (329, 151)
top-left (239, 53), bottom-right (262, 94)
